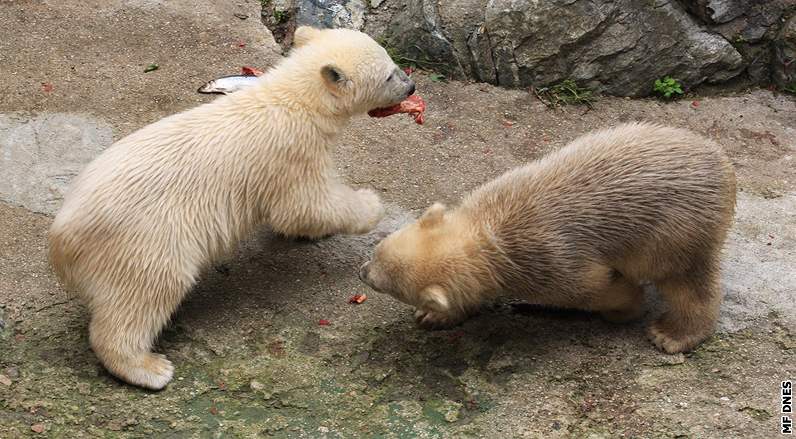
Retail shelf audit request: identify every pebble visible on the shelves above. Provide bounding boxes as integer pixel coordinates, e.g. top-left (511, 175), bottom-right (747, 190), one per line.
top-left (31, 424), bottom-right (45, 434)
top-left (0, 374), bottom-right (11, 386)
top-left (250, 380), bottom-right (265, 391)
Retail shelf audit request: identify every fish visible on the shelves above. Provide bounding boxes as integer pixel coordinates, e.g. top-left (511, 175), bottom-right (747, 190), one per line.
top-left (197, 75), bottom-right (261, 95)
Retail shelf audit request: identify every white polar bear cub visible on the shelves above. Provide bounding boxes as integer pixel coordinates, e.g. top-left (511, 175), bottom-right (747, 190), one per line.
top-left (48, 27), bottom-right (415, 390)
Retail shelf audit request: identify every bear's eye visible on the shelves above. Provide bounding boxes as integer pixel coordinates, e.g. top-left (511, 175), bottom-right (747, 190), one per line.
top-left (385, 72), bottom-right (394, 83)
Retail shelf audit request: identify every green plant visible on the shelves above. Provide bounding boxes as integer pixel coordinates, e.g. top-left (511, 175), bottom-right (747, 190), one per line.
top-left (784, 82), bottom-right (796, 94)
top-left (653, 76), bottom-right (684, 99)
top-left (273, 9), bottom-right (289, 24)
top-left (429, 73), bottom-right (447, 82)
top-left (534, 79), bottom-right (595, 108)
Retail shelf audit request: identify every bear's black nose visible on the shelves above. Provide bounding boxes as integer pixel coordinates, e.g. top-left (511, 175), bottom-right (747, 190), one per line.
top-left (407, 82), bottom-right (416, 97)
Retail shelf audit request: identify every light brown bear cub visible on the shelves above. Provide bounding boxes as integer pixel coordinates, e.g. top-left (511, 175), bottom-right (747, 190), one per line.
top-left (360, 122), bottom-right (736, 354)
top-left (49, 27), bottom-right (415, 390)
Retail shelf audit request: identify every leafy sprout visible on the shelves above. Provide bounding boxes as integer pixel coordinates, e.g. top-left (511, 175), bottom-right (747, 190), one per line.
top-left (653, 76), bottom-right (684, 99)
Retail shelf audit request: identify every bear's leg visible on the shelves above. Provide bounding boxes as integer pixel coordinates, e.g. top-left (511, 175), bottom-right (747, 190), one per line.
top-left (88, 282), bottom-right (186, 390)
top-left (648, 264), bottom-right (721, 354)
top-left (271, 179), bottom-right (385, 239)
top-left (596, 276), bottom-right (646, 323)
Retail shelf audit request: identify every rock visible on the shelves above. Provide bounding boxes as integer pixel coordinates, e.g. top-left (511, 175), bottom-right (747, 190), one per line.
top-left (0, 374), bottom-right (11, 386)
top-left (380, 0), bottom-right (463, 75)
top-left (678, 1), bottom-right (793, 83)
top-left (250, 379), bottom-right (265, 391)
top-left (259, 0), bottom-right (796, 95)
top-left (479, 0), bottom-right (743, 95)
top-left (680, 0), bottom-right (747, 24)
top-left (30, 424), bottom-right (45, 434)
top-left (679, 0), bottom-right (790, 42)
top-left (262, 0), bottom-right (368, 50)
top-left (373, 0), bottom-right (744, 96)
top-left (295, 0), bottom-right (367, 30)
top-left (0, 113), bottom-right (112, 214)
top-left (773, 15), bottom-right (796, 90)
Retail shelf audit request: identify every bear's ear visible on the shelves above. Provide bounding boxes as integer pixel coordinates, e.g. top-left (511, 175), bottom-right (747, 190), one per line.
top-left (418, 202), bottom-right (446, 228)
top-left (293, 26), bottom-right (321, 48)
top-left (321, 64), bottom-right (349, 96)
top-left (421, 285), bottom-right (450, 312)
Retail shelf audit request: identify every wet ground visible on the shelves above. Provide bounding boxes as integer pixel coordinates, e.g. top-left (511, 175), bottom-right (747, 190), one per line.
top-left (1, 0), bottom-right (795, 437)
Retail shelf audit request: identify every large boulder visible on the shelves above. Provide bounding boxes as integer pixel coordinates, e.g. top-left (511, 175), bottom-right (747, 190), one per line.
top-left (373, 0), bottom-right (743, 96)
top-left (482, 0), bottom-right (744, 95)
top-left (262, 0), bottom-right (794, 96)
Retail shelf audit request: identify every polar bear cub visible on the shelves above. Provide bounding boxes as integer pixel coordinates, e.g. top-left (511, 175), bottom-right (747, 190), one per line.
top-left (360, 122), bottom-right (736, 354)
top-left (49, 26), bottom-right (415, 389)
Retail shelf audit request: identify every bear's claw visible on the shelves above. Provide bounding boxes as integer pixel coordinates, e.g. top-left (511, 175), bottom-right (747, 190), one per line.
top-left (414, 309), bottom-right (463, 330)
top-left (647, 319), bottom-right (707, 354)
top-left (111, 353), bottom-right (174, 390)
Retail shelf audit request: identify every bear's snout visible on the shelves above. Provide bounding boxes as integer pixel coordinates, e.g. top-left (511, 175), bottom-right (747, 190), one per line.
top-left (406, 81), bottom-right (416, 97)
top-left (359, 261), bottom-right (371, 283)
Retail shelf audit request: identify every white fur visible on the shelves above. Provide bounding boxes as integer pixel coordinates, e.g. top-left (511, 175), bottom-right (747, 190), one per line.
top-left (49, 27), bottom-right (412, 389)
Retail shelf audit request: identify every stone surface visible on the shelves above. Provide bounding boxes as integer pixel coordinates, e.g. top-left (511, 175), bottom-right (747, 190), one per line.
top-left (367, 0), bottom-right (745, 96)
top-left (294, 0), bottom-right (367, 30)
top-left (679, 0), bottom-right (792, 42)
top-left (681, 0), bottom-right (748, 25)
top-left (774, 15), bottom-right (796, 88)
top-left (678, 0), bottom-right (795, 83)
top-left (269, 0), bottom-right (794, 94)
top-left (481, 0), bottom-right (744, 94)
top-left (0, 113), bottom-right (112, 214)
top-left (263, 0), bottom-right (369, 51)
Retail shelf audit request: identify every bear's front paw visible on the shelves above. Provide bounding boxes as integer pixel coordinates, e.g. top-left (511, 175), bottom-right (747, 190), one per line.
top-left (647, 313), bottom-right (713, 354)
top-left (414, 308), bottom-right (464, 330)
top-left (350, 189), bottom-right (385, 234)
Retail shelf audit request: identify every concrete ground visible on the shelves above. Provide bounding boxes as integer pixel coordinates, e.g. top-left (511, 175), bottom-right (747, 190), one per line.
top-left (1, 0), bottom-right (795, 437)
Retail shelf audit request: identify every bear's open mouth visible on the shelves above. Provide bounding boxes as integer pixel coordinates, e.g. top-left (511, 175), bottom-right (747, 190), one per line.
top-left (368, 95), bottom-right (426, 125)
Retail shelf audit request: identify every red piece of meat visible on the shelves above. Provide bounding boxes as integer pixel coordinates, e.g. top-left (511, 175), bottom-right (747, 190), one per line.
top-left (241, 66), bottom-right (264, 76)
top-left (368, 94), bottom-right (426, 125)
top-left (348, 294), bottom-right (367, 304)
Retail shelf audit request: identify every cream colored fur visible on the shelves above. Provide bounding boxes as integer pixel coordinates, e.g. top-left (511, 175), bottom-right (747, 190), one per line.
top-left (49, 27), bottom-right (415, 390)
top-left (361, 122), bottom-right (736, 354)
